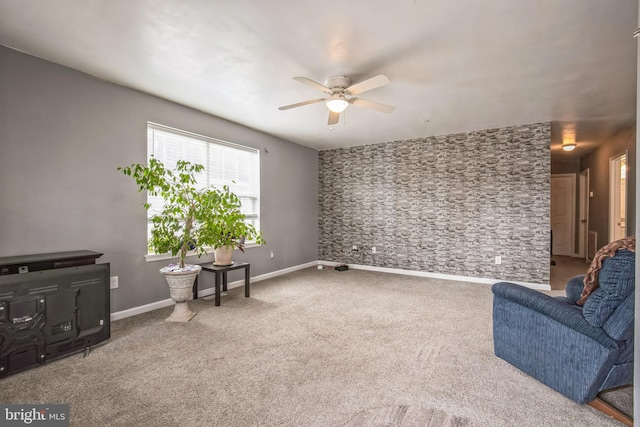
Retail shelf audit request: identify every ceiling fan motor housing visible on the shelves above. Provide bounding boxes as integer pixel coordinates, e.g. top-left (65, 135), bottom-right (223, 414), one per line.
top-left (323, 76), bottom-right (352, 92)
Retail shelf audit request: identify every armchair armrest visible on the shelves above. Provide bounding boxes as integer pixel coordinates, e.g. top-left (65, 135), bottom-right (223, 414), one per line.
top-left (492, 282), bottom-right (618, 349)
top-left (565, 275), bottom-right (586, 303)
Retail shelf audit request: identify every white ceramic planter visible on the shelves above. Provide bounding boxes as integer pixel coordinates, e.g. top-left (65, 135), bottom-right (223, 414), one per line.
top-left (159, 264), bottom-right (202, 322)
top-left (213, 246), bottom-right (234, 266)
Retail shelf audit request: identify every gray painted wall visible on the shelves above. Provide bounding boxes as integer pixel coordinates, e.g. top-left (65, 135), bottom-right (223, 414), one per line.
top-left (319, 123), bottom-right (551, 284)
top-left (0, 46), bottom-right (319, 313)
top-left (551, 158), bottom-right (580, 175)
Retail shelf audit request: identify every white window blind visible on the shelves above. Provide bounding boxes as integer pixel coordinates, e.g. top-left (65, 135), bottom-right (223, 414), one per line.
top-left (146, 123), bottom-right (261, 247)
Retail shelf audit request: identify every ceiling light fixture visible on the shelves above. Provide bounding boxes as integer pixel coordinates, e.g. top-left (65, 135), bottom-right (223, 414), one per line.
top-left (562, 129), bottom-right (576, 151)
top-left (326, 95), bottom-right (349, 113)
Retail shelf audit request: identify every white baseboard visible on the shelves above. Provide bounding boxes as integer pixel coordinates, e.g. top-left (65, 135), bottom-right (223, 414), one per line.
top-left (249, 261), bottom-right (318, 283)
top-left (110, 261), bottom-right (318, 321)
top-left (317, 260), bottom-right (551, 291)
top-left (110, 298), bottom-right (175, 321)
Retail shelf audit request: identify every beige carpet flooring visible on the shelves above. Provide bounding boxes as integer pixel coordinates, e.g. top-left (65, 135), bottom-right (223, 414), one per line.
top-left (0, 267), bottom-right (632, 426)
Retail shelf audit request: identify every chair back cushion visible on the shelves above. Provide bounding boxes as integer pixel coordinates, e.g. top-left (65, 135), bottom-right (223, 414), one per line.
top-left (582, 249), bottom-right (635, 327)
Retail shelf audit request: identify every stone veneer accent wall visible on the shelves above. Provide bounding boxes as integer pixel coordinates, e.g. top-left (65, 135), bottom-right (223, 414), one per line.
top-left (318, 122), bottom-right (551, 284)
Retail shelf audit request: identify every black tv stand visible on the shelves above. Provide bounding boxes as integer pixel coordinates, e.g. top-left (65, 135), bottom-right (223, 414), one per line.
top-left (0, 250), bottom-right (103, 275)
top-left (0, 250), bottom-right (110, 378)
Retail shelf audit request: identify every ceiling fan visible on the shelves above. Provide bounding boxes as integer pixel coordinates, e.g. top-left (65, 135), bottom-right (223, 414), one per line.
top-left (279, 74), bottom-right (395, 125)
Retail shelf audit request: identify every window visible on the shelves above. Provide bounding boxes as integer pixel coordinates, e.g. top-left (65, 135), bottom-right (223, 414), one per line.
top-left (146, 122), bottom-right (260, 252)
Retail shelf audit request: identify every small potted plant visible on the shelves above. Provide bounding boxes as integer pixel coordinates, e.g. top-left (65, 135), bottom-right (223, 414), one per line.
top-left (119, 158), bottom-right (214, 322)
top-left (198, 185), bottom-right (266, 266)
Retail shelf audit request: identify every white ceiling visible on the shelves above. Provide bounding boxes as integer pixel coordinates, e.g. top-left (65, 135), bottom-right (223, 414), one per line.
top-left (0, 0), bottom-right (637, 154)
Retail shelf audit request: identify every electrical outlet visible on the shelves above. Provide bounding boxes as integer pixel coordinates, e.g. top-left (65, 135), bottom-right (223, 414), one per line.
top-left (495, 256), bottom-right (502, 265)
top-left (110, 276), bottom-right (119, 289)
top-left (352, 245), bottom-right (359, 252)
top-left (372, 247), bottom-right (377, 254)
top-left (270, 251), bottom-right (274, 259)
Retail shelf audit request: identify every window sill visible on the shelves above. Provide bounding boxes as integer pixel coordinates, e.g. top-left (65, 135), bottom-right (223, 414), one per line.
top-left (144, 242), bottom-right (261, 263)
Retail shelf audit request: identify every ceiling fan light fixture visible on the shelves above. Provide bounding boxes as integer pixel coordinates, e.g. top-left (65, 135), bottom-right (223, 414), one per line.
top-left (279, 74), bottom-right (394, 121)
top-left (326, 96), bottom-right (349, 113)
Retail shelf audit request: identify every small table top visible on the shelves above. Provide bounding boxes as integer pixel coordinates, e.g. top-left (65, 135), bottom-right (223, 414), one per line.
top-left (199, 261), bottom-right (249, 273)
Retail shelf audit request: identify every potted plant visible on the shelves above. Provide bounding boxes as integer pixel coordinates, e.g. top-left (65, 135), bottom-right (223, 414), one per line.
top-left (119, 158), bottom-right (214, 322)
top-left (198, 185), bottom-right (266, 266)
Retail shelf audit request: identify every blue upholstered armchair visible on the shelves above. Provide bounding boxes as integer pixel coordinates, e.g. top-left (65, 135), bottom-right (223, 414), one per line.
top-left (492, 249), bottom-right (634, 421)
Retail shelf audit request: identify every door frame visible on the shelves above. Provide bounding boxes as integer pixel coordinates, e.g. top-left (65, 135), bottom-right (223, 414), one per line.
top-left (550, 173), bottom-right (577, 257)
top-left (608, 151), bottom-right (628, 242)
top-left (578, 169), bottom-right (590, 259)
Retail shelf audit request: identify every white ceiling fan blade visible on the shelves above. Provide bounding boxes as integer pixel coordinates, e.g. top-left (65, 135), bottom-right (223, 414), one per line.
top-left (328, 111), bottom-right (340, 125)
top-left (278, 98), bottom-right (326, 110)
top-left (351, 97), bottom-right (395, 113)
top-left (293, 76), bottom-right (332, 94)
top-left (346, 74), bottom-right (391, 95)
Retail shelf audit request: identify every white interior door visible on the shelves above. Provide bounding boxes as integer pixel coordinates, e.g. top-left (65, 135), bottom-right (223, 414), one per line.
top-left (609, 153), bottom-right (627, 242)
top-left (551, 174), bottom-right (576, 256)
top-left (578, 169), bottom-right (589, 260)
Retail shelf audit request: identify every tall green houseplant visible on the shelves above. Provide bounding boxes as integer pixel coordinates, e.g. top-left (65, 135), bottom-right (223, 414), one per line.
top-left (119, 158), bottom-right (265, 319)
top-left (119, 158), bottom-right (212, 269)
top-left (119, 158), bottom-right (217, 322)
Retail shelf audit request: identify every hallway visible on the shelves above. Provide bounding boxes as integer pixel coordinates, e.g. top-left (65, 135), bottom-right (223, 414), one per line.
top-left (550, 255), bottom-right (590, 290)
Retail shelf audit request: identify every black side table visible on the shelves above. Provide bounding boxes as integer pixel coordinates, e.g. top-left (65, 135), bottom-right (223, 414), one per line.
top-left (193, 262), bottom-right (250, 306)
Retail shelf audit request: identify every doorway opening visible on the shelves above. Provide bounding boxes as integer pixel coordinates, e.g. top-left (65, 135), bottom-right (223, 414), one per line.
top-left (609, 152), bottom-right (627, 242)
top-left (578, 169), bottom-right (589, 260)
top-left (551, 174), bottom-right (576, 256)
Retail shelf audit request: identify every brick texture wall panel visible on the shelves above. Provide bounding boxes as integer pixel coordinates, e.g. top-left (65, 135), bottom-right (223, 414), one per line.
top-left (318, 122), bottom-right (551, 284)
